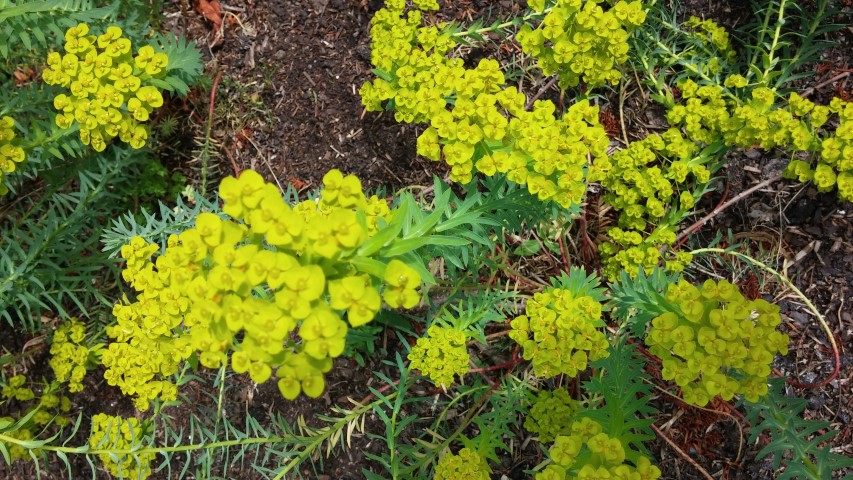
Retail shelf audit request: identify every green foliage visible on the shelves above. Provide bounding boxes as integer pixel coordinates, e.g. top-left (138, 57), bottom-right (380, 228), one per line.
top-left (146, 33), bottom-right (204, 96)
top-left (607, 267), bottom-right (678, 337)
top-left (0, 149), bottom-right (143, 331)
top-left (742, 0), bottom-right (841, 89)
top-left (742, 378), bottom-right (853, 479)
top-left (465, 377), bottom-right (528, 462)
top-left (634, 0), bottom-right (841, 89)
top-left (101, 188), bottom-right (221, 257)
top-left (509, 268), bottom-right (609, 379)
top-left (525, 388), bottom-right (579, 443)
top-left (0, 0), bottom-right (119, 59)
top-left (2, 0), bottom-right (851, 478)
top-left (548, 266), bottom-right (606, 300)
top-left (387, 177), bottom-right (497, 277)
top-left (343, 322), bottom-right (383, 367)
top-left (127, 159), bottom-right (187, 203)
top-left (581, 340), bottom-right (656, 465)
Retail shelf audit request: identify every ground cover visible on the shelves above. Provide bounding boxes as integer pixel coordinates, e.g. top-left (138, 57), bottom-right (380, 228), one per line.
top-left (1, 0), bottom-right (852, 479)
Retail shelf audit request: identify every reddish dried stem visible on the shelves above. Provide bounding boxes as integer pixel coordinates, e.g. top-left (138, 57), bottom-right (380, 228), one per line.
top-left (468, 355), bottom-right (524, 374)
top-left (675, 174), bottom-right (781, 247)
top-left (651, 423), bottom-right (715, 480)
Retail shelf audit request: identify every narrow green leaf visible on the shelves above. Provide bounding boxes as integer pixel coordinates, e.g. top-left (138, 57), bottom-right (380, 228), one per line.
top-left (382, 235), bottom-right (468, 257)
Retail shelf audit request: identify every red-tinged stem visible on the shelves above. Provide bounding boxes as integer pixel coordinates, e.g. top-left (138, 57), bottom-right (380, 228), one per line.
top-left (651, 424), bottom-right (715, 480)
top-left (674, 180), bottom-right (729, 250)
top-left (357, 378), bottom-right (400, 406)
top-left (557, 234), bottom-right (570, 273)
top-left (675, 175), bottom-right (780, 247)
top-left (469, 355), bottom-right (524, 374)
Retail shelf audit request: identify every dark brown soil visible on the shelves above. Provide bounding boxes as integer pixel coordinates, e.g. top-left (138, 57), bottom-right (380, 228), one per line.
top-left (170, 0), bottom-right (430, 193)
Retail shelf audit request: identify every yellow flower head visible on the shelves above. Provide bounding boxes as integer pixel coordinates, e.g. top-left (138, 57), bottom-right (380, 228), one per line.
top-left (44, 23), bottom-right (170, 152)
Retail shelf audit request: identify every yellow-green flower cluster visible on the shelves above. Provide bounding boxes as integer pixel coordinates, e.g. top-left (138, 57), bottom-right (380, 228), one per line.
top-left (42, 23), bottom-right (169, 151)
top-left (359, 0), bottom-right (453, 124)
top-left (274, 350), bottom-right (333, 400)
top-left (0, 115), bottom-right (26, 194)
top-left (599, 225), bottom-right (694, 280)
top-left (30, 387), bottom-right (72, 427)
top-left (535, 418), bottom-right (662, 480)
top-left (684, 16), bottom-right (732, 54)
top-left (588, 129), bottom-right (706, 279)
top-left (1, 377), bottom-right (72, 461)
top-left (517, 0), bottom-right (646, 89)
top-left (646, 279), bottom-right (788, 407)
top-left (89, 413), bottom-right (153, 479)
top-left (784, 97), bottom-right (853, 200)
top-left (49, 318), bottom-right (90, 393)
top-left (682, 16), bottom-right (736, 74)
top-left (467, 98), bottom-right (608, 207)
top-left (667, 78), bottom-right (853, 201)
top-left (524, 388), bottom-right (579, 443)
top-left (1, 374), bottom-right (34, 401)
top-left (105, 238), bottom-right (181, 412)
top-left (361, 0), bottom-right (610, 208)
top-left (105, 169), bottom-right (421, 408)
top-left (407, 325), bottom-right (470, 387)
top-left (1, 377), bottom-right (70, 422)
top-left (667, 80), bottom-right (819, 150)
top-left (433, 447), bottom-right (492, 480)
top-left (589, 128), bottom-right (706, 227)
top-left (509, 288), bottom-right (608, 378)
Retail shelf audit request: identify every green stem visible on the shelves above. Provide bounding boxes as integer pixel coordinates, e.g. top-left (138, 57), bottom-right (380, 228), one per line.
top-left (748, 0), bottom-right (776, 79)
top-left (1, 395), bottom-right (387, 478)
top-left (773, 0), bottom-right (827, 89)
top-left (758, 0), bottom-right (788, 86)
top-left (400, 388), bottom-right (491, 476)
top-left (445, 8), bottom-right (550, 43)
top-left (274, 394), bottom-right (391, 478)
top-left (0, 431), bottom-right (293, 456)
top-left (645, 36), bottom-right (739, 102)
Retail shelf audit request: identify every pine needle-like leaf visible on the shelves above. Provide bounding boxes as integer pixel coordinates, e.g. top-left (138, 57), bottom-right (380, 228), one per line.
top-left (0, 0), bottom-right (118, 59)
top-left (149, 33), bottom-right (204, 96)
top-left (607, 268), bottom-right (679, 337)
top-left (582, 340), bottom-right (657, 465)
top-left (741, 378), bottom-right (853, 479)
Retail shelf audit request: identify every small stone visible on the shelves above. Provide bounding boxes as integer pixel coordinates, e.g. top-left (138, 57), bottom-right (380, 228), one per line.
top-left (789, 310), bottom-right (809, 325)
